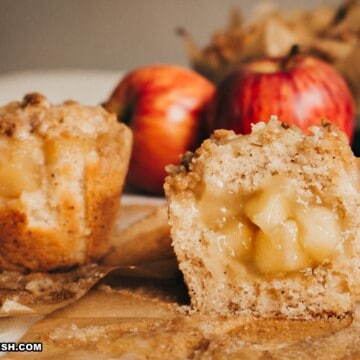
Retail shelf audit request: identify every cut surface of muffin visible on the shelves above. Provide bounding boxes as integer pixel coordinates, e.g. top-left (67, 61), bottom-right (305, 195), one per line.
top-left (165, 117), bottom-right (360, 319)
top-left (0, 93), bottom-right (132, 272)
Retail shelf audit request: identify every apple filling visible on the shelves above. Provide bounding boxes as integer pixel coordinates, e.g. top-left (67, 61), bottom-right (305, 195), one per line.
top-left (0, 139), bottom-right (41, 198)
top-left (198, 175), bottom-right (342, 275)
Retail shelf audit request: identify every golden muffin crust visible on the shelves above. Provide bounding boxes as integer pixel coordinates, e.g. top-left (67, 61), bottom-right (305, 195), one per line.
top-left (0, 93), bottom-right (132, 272)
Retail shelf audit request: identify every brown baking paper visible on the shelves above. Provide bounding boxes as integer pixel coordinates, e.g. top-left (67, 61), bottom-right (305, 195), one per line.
top-left (0, 260), bottom-right (179, 318)
top-left (0, 264), bottom-right (111, 317)
top-left (3, 280), bottom-right (360, 359)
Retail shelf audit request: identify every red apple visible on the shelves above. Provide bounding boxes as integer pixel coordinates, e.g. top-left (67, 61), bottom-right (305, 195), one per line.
top-left (207, 52), bottom-right (355, 141)
top-left (104, 65), bottom-right (215, 195)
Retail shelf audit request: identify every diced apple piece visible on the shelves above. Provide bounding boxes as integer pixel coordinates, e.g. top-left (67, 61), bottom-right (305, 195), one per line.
top-left (220, 219), bottom-right (252, 258)
top-left (198, 183), bottom-right (240, 231)
top-left (254, 220), bottom-right (311, 273)
top-left (296, 206), bottom-right (341, 263)
top-left (43, 139), bottom-right (60, 165)
top-left (245, 189), bottom-right (290, 234)
top-left (0, 165), bottom-right (28, 197)
top-left (0, 141), bottom-right (40, 197)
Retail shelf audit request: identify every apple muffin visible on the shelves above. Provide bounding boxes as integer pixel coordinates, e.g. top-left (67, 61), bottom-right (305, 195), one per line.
top-left (165, 117), bottom-right (360, 319)
top-left (0, 93), bottom-right (132, 272)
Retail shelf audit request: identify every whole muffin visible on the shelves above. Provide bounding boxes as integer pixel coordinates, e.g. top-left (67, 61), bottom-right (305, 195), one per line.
top-left (0, 93), bottom-right (132, 272)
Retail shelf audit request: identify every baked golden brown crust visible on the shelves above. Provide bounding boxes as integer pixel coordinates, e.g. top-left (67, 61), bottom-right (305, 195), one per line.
top-left (0, 93), bottom-right (132, 272)
top-left (165, 117), bottom-right (360, 319)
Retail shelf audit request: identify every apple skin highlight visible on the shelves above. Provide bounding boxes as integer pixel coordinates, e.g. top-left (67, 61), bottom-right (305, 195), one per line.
top-left (207, 55), bottom-right (355, 142)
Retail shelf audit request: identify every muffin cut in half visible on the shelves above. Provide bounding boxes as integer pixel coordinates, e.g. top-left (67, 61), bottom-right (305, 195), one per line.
top-left (165, 117), bottom-right (360, 319)
top-left (0, 93), bottom-right (132, 272)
